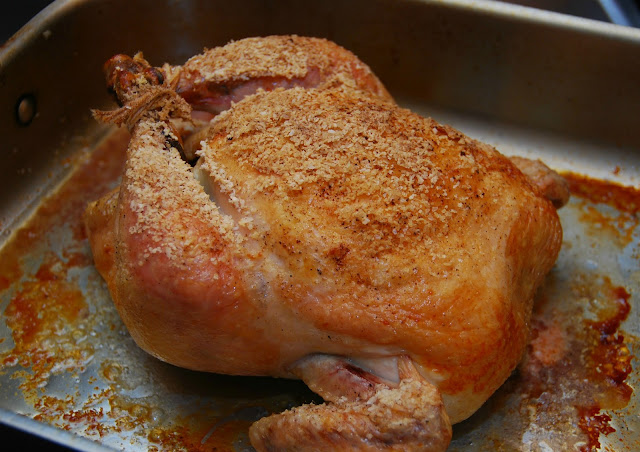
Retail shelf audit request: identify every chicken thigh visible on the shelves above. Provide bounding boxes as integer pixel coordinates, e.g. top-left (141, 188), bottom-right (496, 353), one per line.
top-left (85, 36), bottom-right (568, 451)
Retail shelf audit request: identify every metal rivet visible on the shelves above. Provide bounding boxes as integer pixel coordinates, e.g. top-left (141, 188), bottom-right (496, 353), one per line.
top-left (16, 94), bottom-right (37, 126)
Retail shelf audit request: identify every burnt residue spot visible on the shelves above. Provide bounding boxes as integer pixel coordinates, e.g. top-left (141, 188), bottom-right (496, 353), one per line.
top-left (578, 406), bottom-right (616, 451)
top-left (562, 171), bottom-right (640, 215)
top-left (573, 280), bottom-right (633, 451)
top-left (589, 286), bottom-right (631, 339)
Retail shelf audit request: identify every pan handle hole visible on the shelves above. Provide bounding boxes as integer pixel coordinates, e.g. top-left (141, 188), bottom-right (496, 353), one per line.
top-left (15, 93), bottom-right (37, 126)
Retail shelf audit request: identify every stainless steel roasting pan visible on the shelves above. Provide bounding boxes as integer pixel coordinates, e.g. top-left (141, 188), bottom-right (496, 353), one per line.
top-left (2, 0), bottom-right (639, 450)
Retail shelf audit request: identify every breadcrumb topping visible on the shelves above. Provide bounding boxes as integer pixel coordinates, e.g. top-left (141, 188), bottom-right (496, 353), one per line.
top-left (175, 36), bottom-right (390, 101)
top-left (181, 36), bottom-right (346, 82)
top-left (124, 117), bottom-right (237, 268)
top-left (198, 84), bottom-right (522, 274)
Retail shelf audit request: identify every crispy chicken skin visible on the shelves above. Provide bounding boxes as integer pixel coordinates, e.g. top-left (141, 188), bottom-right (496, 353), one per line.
top-left (85, 36), bottom-right (567, 451)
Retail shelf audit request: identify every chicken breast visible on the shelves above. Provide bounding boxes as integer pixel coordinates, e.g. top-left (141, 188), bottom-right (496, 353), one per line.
top-left (85, 36), bottom-right (567, 451)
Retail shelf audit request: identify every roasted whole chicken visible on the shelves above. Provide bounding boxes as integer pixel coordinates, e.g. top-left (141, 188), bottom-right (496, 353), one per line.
top-left (85, 36), bottom-right (569, 451)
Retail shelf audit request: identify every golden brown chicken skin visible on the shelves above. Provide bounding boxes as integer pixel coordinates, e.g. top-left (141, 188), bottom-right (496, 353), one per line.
top-left (85, 36), bottom-right (567, 451)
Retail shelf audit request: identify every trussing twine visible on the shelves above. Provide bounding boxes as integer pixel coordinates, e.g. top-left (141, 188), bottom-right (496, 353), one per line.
top-left (92, 86), bottom-right (192, 132)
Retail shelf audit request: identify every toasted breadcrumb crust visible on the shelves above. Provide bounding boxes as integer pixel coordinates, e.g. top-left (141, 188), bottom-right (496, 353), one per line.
top-left (183, 36), bottom-right (323, 81)
top-left (199, 84), bottom-right (529, 262)
top-left (123, 118), bottom-right (237, 268)
top-left (194, 85), bottom-right (562, 416)
top-left (175, 35), bottom-right (391, 101)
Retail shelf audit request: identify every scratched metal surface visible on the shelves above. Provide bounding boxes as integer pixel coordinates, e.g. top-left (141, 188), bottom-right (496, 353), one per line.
top-left (1, 0), bottom-right (639, 450)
